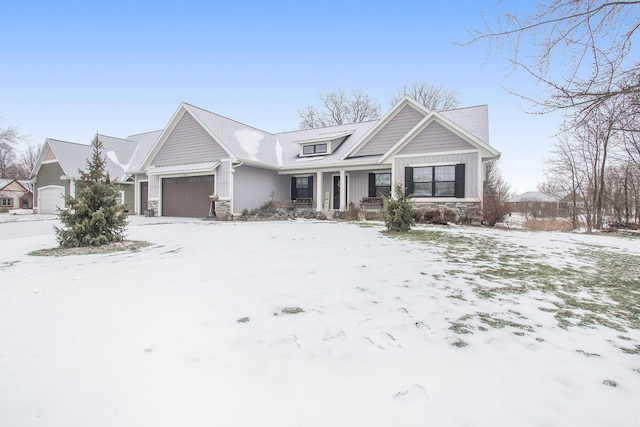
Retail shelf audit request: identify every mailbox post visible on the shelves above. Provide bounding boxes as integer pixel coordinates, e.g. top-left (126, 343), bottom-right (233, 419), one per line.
top-left (208, 194), bottom-right (219, 218)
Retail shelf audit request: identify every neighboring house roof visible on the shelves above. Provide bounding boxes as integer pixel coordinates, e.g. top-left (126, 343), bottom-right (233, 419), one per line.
top-left (126, 130), bottom-right (163, 173)
top-left (510, 191), bottom-right (558, 203)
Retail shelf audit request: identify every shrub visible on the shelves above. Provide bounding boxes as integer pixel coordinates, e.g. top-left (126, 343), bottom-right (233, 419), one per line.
top-left (442, 209), bottom-right (457, 223)
top-left (382, 183), bottom-right (415, 232)
top-left (0, 207), bottom-right (8, 214)
top-left (345, 202), bottom-right (360, 220)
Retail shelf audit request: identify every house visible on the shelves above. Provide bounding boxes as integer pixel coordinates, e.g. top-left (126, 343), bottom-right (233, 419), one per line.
top-left (508, 191), bottom-right (566, 218)
top-left (31, 96), bottom-right (501, 217)
top-left (29, 132), bottom-right (162, 214)
top-left (0, 179), bottom-right (33, 210)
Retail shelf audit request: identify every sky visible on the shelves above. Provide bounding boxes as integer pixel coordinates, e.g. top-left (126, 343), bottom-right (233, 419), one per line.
top-left (1, 0), bottom-right (563, 193)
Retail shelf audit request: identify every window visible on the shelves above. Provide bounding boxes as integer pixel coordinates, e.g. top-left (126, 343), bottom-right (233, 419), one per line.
top-left (405, 164), bottom-right (465, 198)
top-left (1, 198), bottom-right (13, 207)
top-left (368, 173), bottom-right (391, 197)
top-left (291, 176), bottom-right (314, 200)
top-left (302, 143), bottom-right (327, 155)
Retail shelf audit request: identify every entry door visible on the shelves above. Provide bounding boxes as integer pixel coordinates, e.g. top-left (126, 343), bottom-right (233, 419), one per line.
top-left (139, 182), bottom-right (148, 214)
top-left (332, 175), bottom-right (348, 210)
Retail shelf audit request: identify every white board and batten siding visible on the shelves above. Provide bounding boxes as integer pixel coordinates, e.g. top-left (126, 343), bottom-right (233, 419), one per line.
top-left (152, 113), bottom-right (228, 167)
top-left (233, 166), bottom-right (289, 213)
top-left (398, 122), bottom-right (474, 155)
top-left (354, 105), bottom-right (425, 157)
top-left (394, 152), bottom-right (480, 200)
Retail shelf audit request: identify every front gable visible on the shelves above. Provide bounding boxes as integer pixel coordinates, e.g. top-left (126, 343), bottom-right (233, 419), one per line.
top-left (151, 111), bottom-right (230, 167)
top-left (1, 180), bottom-right (30, 193)
top-left (398, 121), bottom-right (475, 156)
top-left (345, 97), bottom-right (427, 159)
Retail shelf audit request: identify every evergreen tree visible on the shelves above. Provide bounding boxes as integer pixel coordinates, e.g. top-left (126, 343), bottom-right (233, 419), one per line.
top-left (382, 183), bottom-right (415, 232)
top-left (55, 136), bottom-right (128, 247)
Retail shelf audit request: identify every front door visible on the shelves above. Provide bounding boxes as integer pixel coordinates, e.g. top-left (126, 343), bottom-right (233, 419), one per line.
top-left (332, 175), bottom-right (348, 210)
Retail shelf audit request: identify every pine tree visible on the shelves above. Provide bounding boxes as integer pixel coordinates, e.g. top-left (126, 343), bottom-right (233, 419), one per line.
top-left (382, 182), bottom-right (415, 232)
top-left (55, 136), bottom-right (128, 247)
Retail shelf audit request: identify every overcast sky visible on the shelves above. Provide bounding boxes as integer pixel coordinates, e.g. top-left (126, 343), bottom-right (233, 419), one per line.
top-left (1, 0), bottom-right (562, 193)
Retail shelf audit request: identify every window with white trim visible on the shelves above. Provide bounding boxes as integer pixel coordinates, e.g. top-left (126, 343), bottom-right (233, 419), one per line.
top-left (302, 143), bottom-right (327, 155)
top-left (1, 198), bottom-right (13, 207)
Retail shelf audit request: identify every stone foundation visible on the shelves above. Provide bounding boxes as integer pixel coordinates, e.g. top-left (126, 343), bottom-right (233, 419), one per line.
top-left (145, 199), bottom-right (158, 216)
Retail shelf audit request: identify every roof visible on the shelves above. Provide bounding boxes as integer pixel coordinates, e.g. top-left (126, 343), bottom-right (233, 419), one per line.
top-left (510, 191), bottom-right (558, 203)
top-left (31, 133), bottom-right (156, 182)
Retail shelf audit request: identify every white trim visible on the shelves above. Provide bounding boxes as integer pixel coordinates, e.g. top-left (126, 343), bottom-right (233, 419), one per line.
top-left (330, 172), bottom-right (350, 210)
top-left (36, 184), bottom-right (66, 212)
top-left (408, 161), bottom-right (463, 168)
top-left (42, 159), bottom-right (58, 165)
top-left (278, 162), bottom-right (390, 175)
top-left (393, 149), bottom-right (479, 159)
top-left (410, 197), bottom-right (481, 203)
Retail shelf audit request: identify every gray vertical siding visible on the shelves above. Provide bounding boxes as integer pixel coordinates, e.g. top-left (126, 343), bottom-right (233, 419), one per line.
top-left (119, 183), bottom-right (135, 213)
top-left (152, 112), bottom-right (228, 167)
top-left (398, 121), bottom-right (474, 155)
top-left (217, 160), bottom-right (230, 198)
top-left (354, 105), bottom-right (424, 157)
top-left (149, 175), bottom-right (159, 199)
top-left (34, 162), bottom-right (69, 202)
top-left (348, 170), bottom-right (373, 207)
top-left (233, 166), bottom-right (285, 213)
top-left (394, 152), bottom-right (480, 199)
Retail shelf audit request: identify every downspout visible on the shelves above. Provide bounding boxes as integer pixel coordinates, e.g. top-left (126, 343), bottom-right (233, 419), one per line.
top-left (229, 161), bottom-right (243, 215)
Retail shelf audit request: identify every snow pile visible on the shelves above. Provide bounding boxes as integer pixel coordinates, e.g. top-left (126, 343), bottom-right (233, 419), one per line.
top-left (0, 218), bottom-right (639, 426)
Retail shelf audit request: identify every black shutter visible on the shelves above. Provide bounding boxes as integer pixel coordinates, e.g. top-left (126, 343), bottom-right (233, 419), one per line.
top-left (405, 167), bottom-right (414, 196)
top-left (368, 173), bottom-right (376, 197)
top-left (291, 177), bottom-right (297, 200)
top-left (455, 164), bottom-right (465, 198)
top-left (308, 175), bottom-right (314, 200)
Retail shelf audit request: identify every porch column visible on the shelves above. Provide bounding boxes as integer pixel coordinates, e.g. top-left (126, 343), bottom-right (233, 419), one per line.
top-left (316, 171), bottom-right (323, 212)
top-left (69, 179), bottom-right (76, 198)
top-left (339, 169), bottom-right (346, 211)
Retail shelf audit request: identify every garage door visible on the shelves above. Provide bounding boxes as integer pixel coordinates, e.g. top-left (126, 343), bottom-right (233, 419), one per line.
top-left (162, 175), bottom-right (214, 217)
top-left (38, 186), bottom-right (65, 214)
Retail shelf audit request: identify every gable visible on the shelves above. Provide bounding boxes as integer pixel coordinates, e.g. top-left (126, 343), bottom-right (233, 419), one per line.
top-left (43, 146), bottom-right (57, 162)
top-left (398, 121), bottom-right (475, 155)
top-left (1, 181), bottom-right (29, 193)
top-left (352, 105), bottom-right (425, 157)
top-left (151, 112), bottom-right (229, 167)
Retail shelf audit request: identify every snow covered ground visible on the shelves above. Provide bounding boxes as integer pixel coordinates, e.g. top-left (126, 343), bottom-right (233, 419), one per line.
top-left (1, 214), bottom-right (639, 426)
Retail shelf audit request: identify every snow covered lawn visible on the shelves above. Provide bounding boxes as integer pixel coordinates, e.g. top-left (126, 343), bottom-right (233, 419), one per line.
top-left (1, 216), bottom-right (639, 426)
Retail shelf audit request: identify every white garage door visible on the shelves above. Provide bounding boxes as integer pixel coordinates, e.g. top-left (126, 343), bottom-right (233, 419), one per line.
top-left (39, 186), bottom-right (65, 214)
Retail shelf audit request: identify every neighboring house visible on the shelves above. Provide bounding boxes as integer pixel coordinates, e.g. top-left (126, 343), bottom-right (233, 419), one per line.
top-left (29, 132), bottom-right (161, 214)
top-left (0, 179), bottom-right (33, 210)
top-left (31, 96), bottom-right (501, 217)
top-left (509, 191), bottom-right (566, 218)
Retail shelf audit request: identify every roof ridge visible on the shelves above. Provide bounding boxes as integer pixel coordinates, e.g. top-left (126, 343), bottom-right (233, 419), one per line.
top-left (183, 102), bottom-right (275, 136)
top-left (127, 129), bottom-right (163, 137)
top-left (274, 119), bottom-right (378, 136)
top-left (440, 104), bottom-right (488, 113)
top-left (47, 138), bottom-right (91, 147)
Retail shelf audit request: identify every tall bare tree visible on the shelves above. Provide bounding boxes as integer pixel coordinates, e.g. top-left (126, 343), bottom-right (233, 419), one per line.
top-left (483, 160), bottom-right (513, 226)
top-left (389, 82), bottom-right (459, 110)
top-left (298, 88), bottom-right (381, 129)
top-left (463, 1), bottom-right (640, 120)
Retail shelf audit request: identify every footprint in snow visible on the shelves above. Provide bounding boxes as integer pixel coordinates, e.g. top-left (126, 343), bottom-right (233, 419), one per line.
top-left (393, 384), bottom-right (431, 405)
top-left (323, 328), bottom-right (346, 342)
top-left (280, 334), bottom-right (301, 350)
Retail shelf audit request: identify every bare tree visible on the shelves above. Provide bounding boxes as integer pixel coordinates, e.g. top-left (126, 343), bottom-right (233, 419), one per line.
top-left (15, 142), bottom-right (41, 179)
top-left (1, 122), bottom-right (27, 178)
top-left (389, 82), bottom-right (459, 110)
top-left (483, 160), bottom-right (513, 226)
top-left (463, 1), bottom-right (640, 119)
top-left (298, 88), bottom-right (381, 129)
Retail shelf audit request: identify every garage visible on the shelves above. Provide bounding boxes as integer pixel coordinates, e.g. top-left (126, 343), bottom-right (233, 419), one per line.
top-left (38, 186), bottom-right (65, 214)
top-left (161, 175), bottom-right (214, 217)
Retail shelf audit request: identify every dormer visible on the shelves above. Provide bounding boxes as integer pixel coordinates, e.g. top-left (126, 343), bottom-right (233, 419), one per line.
top-left (295, 130), bottom-right (354, 157)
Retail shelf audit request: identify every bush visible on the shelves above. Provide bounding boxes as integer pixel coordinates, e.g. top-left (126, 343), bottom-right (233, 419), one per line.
top-left (442, 209), bottom-right (457, 223)
top-left (345, 203), bottom-right (360, 220)
top-left (382, 183), bottom-right (415, 232)
top-left (0, 207), bottom-right (8, 214)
